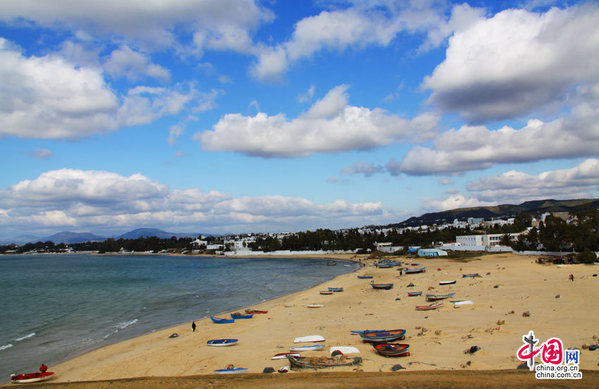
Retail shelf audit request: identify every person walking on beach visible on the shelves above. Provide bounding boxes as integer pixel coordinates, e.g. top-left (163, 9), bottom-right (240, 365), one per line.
top-left (569, 274), bottom-right (574, 282)
top-left (192, 321), bottom-right (196, 332)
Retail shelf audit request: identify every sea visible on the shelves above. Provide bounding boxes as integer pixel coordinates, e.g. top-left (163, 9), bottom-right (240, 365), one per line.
top-left (0, 254), bottom-right (358, 381)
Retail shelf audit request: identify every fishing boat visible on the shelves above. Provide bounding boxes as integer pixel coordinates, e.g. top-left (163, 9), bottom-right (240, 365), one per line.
top-left (372, 343), bottom-right (410, 357)
top-left (320, 290), bottom-right (333, 295)
top-left (307, 303), bottom-right (324, 308)
top-left (359, 329), bottom-right (406, 343)
top-left (328, 287), bottom-right (344, 292)
top-left (211, 315), bottom-right (235, 324)
top-left (370, 283), bottom-right (393, 290)
top-left (439, 280), bottom-right (456, 285)
top-left (290, 344), bottom-right (326, 352)
top-left (404, 267), bottom-right (426, 274)
top-left (287, 355), bottom-right (362, 370)
top-left (326, 260), bottom-right (337, 266)
top-left (245, 309), bottom-right (268, 314)
top-left (214, 365), bottom-right (247, 374)
top-left (10, 372), bottom-right (55, 384)
top-left (415, 302), bottom-right (443, 311)
top-left (426, 292), bottom-right (455, 301)
top-left (272, 352), bottom-right (301, 360)
top-left (231, 312), bottom-right (253, 319)
top-left (330, 346), bottom-right (360, 355)
top-left (407, 291), bottom-right (422, 297)
top-left (357, 275), bottom-right (373, 279)
top-left (294, 335), bottom-right (325, 343)
top-left (451, 300), bottom-right (474, 307)
top-left (462, 273), bottom-right (481, 278)
top-left (207, 338), bottom-right (238, 346)
top-left (350, 329), bottom-right (390, 335)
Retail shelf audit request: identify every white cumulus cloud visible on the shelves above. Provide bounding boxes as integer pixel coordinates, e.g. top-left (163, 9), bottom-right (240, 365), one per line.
top-left (198, 85), bottom-right (439, 157)
top-left (0, 169), bottom-right (386, 235)
top-left (423, 4), bottom-right (599, 122)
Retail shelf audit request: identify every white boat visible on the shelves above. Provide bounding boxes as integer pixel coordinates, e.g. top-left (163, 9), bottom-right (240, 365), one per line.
top-left (439, 280), bottom-right (456, 285)
top-left (272, 352), bottom-right (301, 360)
top-left (290, 344), bottom-right (325, 352)
top-left (294, 335), bottom-right (325, 343)
top-left (452, 300), bottom-right (474, 307)
top-left (330, 346), bottom-right (360, 355)
top-left (306, 304), bottom-right (324, 308)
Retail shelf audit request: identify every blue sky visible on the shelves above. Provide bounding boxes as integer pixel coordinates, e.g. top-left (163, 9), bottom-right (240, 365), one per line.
top-left (1, 0), bottom-right (598, 239)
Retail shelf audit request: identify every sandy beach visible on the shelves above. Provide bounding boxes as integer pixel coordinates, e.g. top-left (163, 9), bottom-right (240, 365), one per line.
top-left (34, 253), bottom-right (599, 386)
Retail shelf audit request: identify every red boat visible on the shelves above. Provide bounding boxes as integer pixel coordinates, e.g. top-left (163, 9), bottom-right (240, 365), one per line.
top-left (10, 372), bottom-right (55, 384)
top-left (415, 303), bottom-right (443, 311)
top-left (372, 343), bottom-right (410, 357)
top-left (245, 309), bottom-right (268, 314)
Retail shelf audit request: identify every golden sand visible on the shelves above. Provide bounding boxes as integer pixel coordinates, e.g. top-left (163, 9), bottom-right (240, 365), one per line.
top-left (46, 253), bottom-right (599, 385)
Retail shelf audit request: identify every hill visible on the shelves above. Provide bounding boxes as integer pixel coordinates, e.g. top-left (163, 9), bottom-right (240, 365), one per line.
top-left (116, 228), bottom-right (198, 240)
top-left (392, 198), bottom-right (599, 228)
top-left (38, 231), bottom-right (106, 244)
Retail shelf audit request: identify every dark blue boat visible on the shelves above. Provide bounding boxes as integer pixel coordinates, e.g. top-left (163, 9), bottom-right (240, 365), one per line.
top-left (404, 267), bottom-right (426, 274)
top-left (360, 329), bottom-right (406, 343)
top-left (371, 283), bottom-right (393, 290)
top-left (357, 275), bottom-right (373, 279)
top-left (211, 315), bottom-right (235, 324)
top-left (207, 338), bottom-right (238, 346)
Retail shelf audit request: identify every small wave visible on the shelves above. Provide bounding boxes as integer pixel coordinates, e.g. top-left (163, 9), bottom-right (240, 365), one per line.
top-left (0, 343), bottom-right (14, 351)
top-left (116, 318), bottom-right (138, 330)
top-left (15, 332), bottom-right (36, 342)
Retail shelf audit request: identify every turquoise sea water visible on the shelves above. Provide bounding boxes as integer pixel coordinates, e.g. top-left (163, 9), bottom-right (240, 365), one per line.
top-left (0, 254), bottom-right (358, 381)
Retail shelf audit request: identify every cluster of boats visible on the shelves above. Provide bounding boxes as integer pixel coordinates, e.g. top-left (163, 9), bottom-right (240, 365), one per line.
top-left (352, 329), bottom-right (410, 357)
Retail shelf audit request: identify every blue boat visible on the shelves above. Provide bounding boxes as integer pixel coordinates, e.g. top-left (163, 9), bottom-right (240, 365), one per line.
top-left (231, 312), bottom-right (254, 319)
top-left (328, 287), bottom-right (344, 292)
top-left (404, 267), bottom-right (426, 274)
top-left (351, 329), bottom-right (389, 334)
top-left (371, 283), bottom-right (393, 290)
top-left (207, 338), bottom-right (238, 346)
top-left (360, 329), bottom-right (406, 343)
top-left (214, 366), bottom-right (247, 374)
top-left (211, 315), bottom-right (235, 324)
top-left (357, 275), bottom-right (373, 279)
top-left (426, 292), bottom-right (455, 301)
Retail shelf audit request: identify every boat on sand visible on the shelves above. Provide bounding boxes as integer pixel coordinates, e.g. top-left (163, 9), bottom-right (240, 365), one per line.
top-left (370, 283), bottom-right (393, 290)
top-left (207, 338), bottom-right (238, 346)
top-left (415, 302), bottom-right (443, 311)
top-left (287, 355), bottom-right (362, 370)
top-left (211, 315), bottom-right (235, 324)
top-left (372, 343), bottom-right (410, 357)
top-left (359, 329), bottom-right (406, 343)
top-left (10, 372), bottom-right (55, 384)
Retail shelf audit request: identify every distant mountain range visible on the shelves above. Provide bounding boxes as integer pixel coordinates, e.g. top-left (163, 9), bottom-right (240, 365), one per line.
top-left (392, 198), bottom-right (599, 228)
top-left (116, 228), bottom-right (198, 240)
top-left (4, 198), bottom-right (598, 245)
top-left (1, 228), bottom-right (203, 245)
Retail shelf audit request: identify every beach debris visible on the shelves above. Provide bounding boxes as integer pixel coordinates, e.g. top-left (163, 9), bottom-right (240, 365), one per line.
top-left (262, 367), bottom-right (275, 374)
top-left (464, 346), bottom-right (481, 354)
top-left (278, 366), bottom-right (289, 373)
top-left (496, 320), bottom-right (505, 325)
top-left (427, 286), bottom-right (435, 290)
top-left (582, 344), bottom-right (588, 350)
top-left (407, 283), bottom-right (415, 287)
top-left (555, 294), bottom-right (560, 298)
top-left (589, 345), bottom-right (599, 351)
top-left (517, 362), bottom-right (529, 370)
top-left (486, 272), bottom-right (491, 275)
top-left (391, 364), bottom-right (406, 371)
top-left (395, 297), bottom-right (401, 301)
top-left (507, 310), bottom-right (515, 315)
top-left (168, 333), bottom-right (178, 338)
top-left (460, 360), bottom-right (472, 368)
top-left (435, 330), bottom-right (442, 336)
top-left (522, 311), bottom-right (530, 317)
top-left (493, 285), bottom-right (499, 288)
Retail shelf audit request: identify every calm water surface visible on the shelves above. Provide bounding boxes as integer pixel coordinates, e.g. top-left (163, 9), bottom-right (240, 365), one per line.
top-left (0, 254), bottom-right (357, 380)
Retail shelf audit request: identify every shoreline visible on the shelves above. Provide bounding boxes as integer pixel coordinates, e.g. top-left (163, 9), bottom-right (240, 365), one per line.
top-left (42, 254), bottom-right (364, 379)
top-left (16, 253), bottom-right (599, 385)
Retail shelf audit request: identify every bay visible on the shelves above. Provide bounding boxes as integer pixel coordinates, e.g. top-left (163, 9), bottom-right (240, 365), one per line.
top-left (0, 254), bottom-right (357, 380)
